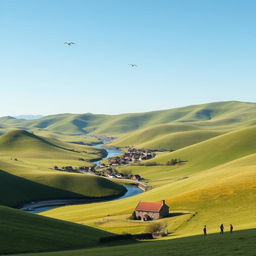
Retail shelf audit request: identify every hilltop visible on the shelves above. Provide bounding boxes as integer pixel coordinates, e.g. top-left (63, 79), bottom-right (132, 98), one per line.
top-left (0, 129), bottom-right (104, 159)
top-left (110, 124), bottom-right (223, 150)
top-left (0, 101), bottom-right (255, 136)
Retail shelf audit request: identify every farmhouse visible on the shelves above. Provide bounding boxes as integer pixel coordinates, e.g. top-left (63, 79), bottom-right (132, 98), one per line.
top-left (135, 200), bottom-right (169, 221)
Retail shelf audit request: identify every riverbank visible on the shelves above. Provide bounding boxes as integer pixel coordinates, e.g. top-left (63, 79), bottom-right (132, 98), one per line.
top-left (20, 185), bottom-right (142, 213)
top-left (20, 145), bottom-right (142, 214)
top-left (92, 142), bottom-right (123, 166)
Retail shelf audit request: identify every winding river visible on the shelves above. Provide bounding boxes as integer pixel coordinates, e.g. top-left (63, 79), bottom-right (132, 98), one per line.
top-left (92, 142), bottom-right (122, 166)
top-left (21, 143), bottom-right (142, 214)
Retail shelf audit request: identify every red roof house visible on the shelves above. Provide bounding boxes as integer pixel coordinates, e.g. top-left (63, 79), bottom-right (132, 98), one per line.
top-left (135, 200), bottom-right (169, 221)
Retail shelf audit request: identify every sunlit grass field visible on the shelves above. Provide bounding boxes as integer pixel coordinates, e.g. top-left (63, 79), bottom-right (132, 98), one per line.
top-left (13, 228), bottom-right (256, 256)
top-left (0, 102), bottom-right (255, 255)
top-left (42, 127), bottom-right (256, 238)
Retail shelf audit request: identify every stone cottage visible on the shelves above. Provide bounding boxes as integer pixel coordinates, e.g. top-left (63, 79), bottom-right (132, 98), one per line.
top-left (135, 200), bottom-right (169, 221)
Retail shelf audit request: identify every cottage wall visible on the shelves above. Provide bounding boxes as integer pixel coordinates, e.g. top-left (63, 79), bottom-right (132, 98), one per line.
top-left (135, 210), bottom-right (160, 220)
top-left (159, 204), bottom-right (169, 218)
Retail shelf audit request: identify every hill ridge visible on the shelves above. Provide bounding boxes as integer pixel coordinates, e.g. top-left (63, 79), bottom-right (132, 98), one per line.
top-left (0, 101), bottom-right (254, 136)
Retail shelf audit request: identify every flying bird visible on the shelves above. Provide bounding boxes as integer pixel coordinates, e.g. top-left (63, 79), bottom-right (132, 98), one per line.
top-left (129, 64), bottom-right (137, 67)
top-left (64, 42), bottom-right (75, 46)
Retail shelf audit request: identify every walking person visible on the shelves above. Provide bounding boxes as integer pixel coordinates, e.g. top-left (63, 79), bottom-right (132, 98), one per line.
top-left (230, 224), bottom-right (233, 233)
top-left (220, 224), bottom-right (224, 234)
top-left (203, 225), bottom-right (207, 236)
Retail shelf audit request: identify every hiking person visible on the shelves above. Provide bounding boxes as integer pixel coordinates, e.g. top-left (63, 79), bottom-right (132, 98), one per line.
top-left (203, 225), bottom-right (207, 236)
top-left (220, 224), bottom-right (224, 234)
top-left (230, 224), bottom-right (233, 233)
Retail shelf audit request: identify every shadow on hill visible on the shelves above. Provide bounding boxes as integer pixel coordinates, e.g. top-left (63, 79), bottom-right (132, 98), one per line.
top-left (20, 228), bottom-right (256, 256)
top-left (0, 205), bottom-right (111, 255)
top-left (0, 169), bottom-right (87, 208)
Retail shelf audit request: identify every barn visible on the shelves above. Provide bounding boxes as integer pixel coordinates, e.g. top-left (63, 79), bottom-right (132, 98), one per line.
top-left (135, 200), bottom-right (169, 221)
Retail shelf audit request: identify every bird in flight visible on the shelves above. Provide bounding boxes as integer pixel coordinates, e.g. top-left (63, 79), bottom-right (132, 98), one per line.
top-left (129, 64), bottom-right (137, 67)
top-left (64, 42), bottom-right (75, 46)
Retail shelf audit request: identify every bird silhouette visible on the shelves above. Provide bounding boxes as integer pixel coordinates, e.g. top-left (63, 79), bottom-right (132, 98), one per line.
top-left (64, 42), bottom-right (75, 46)
top-left (129, 64), bottom-right (137, 67)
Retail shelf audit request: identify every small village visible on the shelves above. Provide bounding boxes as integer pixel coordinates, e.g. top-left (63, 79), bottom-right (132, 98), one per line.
top-left (51, 148), bottom-right (156, 182)
top-left (106, 148), bottom-right (156, 166)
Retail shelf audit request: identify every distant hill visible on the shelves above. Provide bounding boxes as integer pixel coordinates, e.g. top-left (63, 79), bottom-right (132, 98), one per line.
top-left (0, 129), bottom-right (95, 159)
top-left (0, 101), bottom-right (255, 136)
top-left (110, 123), bottom-right (223, 150)
top-left (0, 129), bottom-right (105, 159)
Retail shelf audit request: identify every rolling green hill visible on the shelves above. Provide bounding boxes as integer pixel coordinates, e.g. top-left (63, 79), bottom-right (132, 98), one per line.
top-left (42, 126), bottom-right (256, 239)
top-left (0, 164), bottom-right (126, 207)
top-left (0, 130), bottom-right (126, 207)
top-left (0, 101), bottom-right (255, 255)
top-left (0, 206), bottom-right (110, 254)
top-left (0, 129), bottom-right (104, 160)
top-left (110, 123), bottom-right (223, 150)
top-left (0, 101), bottom-right (255, 137)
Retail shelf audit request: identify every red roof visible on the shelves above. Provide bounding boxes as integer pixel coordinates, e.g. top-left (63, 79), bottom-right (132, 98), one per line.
top-left (135, 201), bottom-right (165, 212)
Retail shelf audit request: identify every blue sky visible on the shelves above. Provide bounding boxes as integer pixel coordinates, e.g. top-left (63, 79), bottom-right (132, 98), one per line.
top-left (0, 0), bottom-right (255, 115)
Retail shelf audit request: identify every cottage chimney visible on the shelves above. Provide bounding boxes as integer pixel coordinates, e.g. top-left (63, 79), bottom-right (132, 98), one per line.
top-left (162, 200), bottom-right (165, 205)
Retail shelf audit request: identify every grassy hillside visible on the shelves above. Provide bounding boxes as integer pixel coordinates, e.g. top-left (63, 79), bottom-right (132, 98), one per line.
top-left (137, 130), bottom-right (222, 150)
top-left (144, 125), bottom-right (256, 169)
top-left (13, 228), bottom-right (256, 256)
top-left (0, 101), bottom-right (255, 255)
top-left (42, 127), bottom-right (256, 238)
top-left (0, 101), bottom-right (255, 136)
top-left (0, 206), bottom-right (110, 254)
top-left (34, 130), bottom-right (101, 146)
top-left (0, 129), bottom-right (104, 160)
top-left (0, 164), bottom-right (126, 207)
top-left (110, 123), bottom-right (223, 150)
top-left (0, 130), bottom-right (126, 207)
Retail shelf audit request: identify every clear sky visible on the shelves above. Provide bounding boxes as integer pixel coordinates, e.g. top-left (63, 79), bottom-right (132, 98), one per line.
top-left (0, 0), bottom-right (255, 116)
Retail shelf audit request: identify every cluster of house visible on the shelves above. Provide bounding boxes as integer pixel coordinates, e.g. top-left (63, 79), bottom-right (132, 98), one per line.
top-left (52, 165), bottom-right (143, 182)
top-left (100, 167), bottom-right (143, 181)
top-left (134, 200), bottom-right (169, 221)
top-left (108, 148), bottom-right (156, 166)
top-left (52, 165), bottom-right (95, 174)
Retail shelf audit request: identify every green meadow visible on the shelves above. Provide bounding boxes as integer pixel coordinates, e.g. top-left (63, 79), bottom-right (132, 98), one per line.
top-left (0, 101), bottom-right (255, 255)
top-left (12, 229), bottom-right (256, 256)
top-left (41, 126), bottom-right (256, 237)
top-left (0, 206), bottom-right (110, 255)
top-left (0, 130), bottom-right (125, 207)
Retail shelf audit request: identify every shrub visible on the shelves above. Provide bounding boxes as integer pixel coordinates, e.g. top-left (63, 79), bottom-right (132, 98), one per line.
top-left (145, 222), bottom-right (167, 234)
top-left (166, 158), bottom-right (186, 165)
top-left (130, 211), bottom-right (137, 220)
top-left (121, 169), bottom-right (132, 176)
top-left (139, 162), bottom-right (158, 166)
